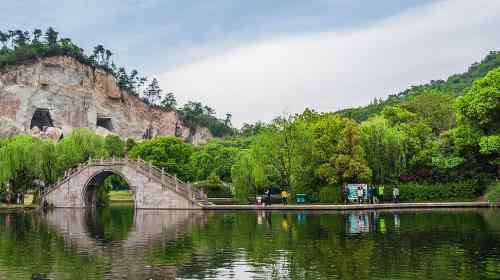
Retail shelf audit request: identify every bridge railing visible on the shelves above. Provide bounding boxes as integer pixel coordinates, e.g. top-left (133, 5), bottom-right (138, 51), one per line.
top-left (40, 157), bottom-right (208, 205)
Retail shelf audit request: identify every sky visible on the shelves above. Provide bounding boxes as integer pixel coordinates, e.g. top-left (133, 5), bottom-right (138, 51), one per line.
top-left (1, 0), bottom-right (499, 127)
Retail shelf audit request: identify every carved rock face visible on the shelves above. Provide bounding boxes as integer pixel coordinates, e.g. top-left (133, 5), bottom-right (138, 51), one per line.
top-left (0, 56), bottom-right (212, 143)
top-left (0, 117), bottom-right (22, 137)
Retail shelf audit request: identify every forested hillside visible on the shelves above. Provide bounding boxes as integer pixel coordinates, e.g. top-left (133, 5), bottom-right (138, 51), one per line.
top-left (338, 51), bottom-right (500, 122)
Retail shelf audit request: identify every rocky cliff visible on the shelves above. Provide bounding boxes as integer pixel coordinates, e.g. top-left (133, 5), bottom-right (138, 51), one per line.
top-left (0, 56), bottom-right (211, 144)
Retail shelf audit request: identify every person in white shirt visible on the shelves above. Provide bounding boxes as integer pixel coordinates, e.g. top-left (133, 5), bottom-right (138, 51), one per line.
top-left (357, 186), bottom-right (364, 204)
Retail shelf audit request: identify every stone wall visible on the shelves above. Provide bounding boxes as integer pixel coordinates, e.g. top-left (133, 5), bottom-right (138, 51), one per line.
top-left (0, 56), bottom-right (212, 143)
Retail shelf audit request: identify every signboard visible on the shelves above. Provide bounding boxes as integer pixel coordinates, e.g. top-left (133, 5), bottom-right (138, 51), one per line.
top-left (346, 184), bottom-right (368, 203)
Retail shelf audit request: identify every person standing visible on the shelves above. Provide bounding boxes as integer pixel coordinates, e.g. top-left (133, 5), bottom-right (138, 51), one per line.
top-left (343, 186), bottom-right (349, 205)
top-left (367, 186), bottom-right (373, 204)
top-left (266, 189), bottom-right (272, 206)
top-left (393, 187), bottom-right (400, 203)
top-left (281, 190), bottom-right (288, 205)
top-left (357, 186), bottom-right (364, 204)
top-left (378, 185), bottom-right (385, 203)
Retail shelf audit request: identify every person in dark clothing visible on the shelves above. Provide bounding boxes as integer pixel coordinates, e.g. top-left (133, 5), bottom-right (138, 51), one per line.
top-left (343, 185), bottom-right (349, 205)
top-left (265, 189), bottom-right (272, 206)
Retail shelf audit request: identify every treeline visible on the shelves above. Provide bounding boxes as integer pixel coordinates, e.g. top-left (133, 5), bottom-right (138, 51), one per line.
top-left (0, 27), bottom-right (234, 137)
top-left (0, 52), bottom-right (498, 205)
top-left (338, 51), bottom-right (500, 122)
top-left (228, 67), bottom-right (499, 203)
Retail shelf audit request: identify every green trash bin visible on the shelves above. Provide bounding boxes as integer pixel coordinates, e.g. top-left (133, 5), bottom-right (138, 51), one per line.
top-left (296, 194), bottom-right (308, 204)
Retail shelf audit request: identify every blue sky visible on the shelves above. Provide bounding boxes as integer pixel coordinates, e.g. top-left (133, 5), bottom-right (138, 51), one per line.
top-left (1, 0), bottom-right (499, 126)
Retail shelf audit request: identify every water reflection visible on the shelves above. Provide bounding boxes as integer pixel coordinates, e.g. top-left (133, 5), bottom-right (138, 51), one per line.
top-left (0, 208), bottom-right (499, 279)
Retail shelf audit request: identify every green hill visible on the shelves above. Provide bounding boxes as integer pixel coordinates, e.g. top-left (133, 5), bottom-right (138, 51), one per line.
top-left (338, 50), bottom-right (500, 122)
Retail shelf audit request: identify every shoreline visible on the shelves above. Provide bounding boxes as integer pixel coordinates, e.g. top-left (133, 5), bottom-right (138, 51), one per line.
top-left (202, 201), bottom-right (492, 210)
top-left (0, 202), bottom-right (492, 211)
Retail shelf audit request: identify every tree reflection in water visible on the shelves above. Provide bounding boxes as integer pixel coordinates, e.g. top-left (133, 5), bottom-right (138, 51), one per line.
top-left (0, 208), bottom-right (499, 279)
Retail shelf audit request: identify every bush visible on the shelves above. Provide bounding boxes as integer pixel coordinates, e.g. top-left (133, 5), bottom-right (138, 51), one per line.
top-left (486, 181), bottom-right (500, 205)
top-left (387, 180), bottom-right (484, 202)
top-left (319, 186), bottom-right (342, 203)
top-left (192, 175), bottom-right (232, 198)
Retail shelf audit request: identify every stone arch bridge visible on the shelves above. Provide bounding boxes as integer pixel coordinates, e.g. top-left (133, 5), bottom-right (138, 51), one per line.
top-left (40, 158), bottom-right (212, 209)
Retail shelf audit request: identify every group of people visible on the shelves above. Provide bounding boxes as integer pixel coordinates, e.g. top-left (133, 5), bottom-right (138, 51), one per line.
top-left (261, 189), bottom-right (289, 206)
top-left (346, 185), bottom-right (400, 204)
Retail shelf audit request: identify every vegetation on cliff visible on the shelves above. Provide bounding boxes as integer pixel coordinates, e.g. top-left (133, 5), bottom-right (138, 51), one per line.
top-left (0, 27), bottom-right (234, 137)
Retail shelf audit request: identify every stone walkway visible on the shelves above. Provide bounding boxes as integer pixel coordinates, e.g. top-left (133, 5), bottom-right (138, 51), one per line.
top-left (203, 201), bottom-right (491, 210)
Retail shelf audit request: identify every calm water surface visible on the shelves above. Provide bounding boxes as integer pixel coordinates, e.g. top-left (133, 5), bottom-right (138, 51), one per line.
top-left (0, 206), bottom-right (499, 279)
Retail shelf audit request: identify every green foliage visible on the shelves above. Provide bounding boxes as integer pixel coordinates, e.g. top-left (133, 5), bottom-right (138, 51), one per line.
top-left (361, 117), bottom-right (407, 184)
top-left (128, 136), bottom-right (194, 181)
top-left (189, 139), bottom-right (239, 182)
top-left (485, 181), bottom-right (500, 205)
top-left (480, 135), bottom-right (500, 154)
top-left (401, 91), bottom-right (456, 134)
top-left (338, 51), bottom-right (500, 122)
top-left (56, 128), bottom-right (108, 170)
top-left (178, 101), bottom-right (234, 137)
top-left (390, 181), bottom-right (482, 202)
top-left (231, 151), bottom-right (258, 203)
top-left (142, 78), bottom-right (162, 105)
top-left (0, 136), bottom-right (56, 197)
top-left (105, 135), bottom-right (125, 157)
top-left (192, 174), bottom-right (232, 198)
top-left (125, 138), bottom-right (136, 154)
top-left (159, 92), bottom-right (177, 111)
top-left (319, 186), bottom-right (342, 203)
top-left (453, 67), bottom-right (500, 173)
top-left (455, 67), bottom-right (500, 130)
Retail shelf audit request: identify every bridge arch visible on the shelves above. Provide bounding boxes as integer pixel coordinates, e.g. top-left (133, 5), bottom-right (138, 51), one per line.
top-left (41, 158), bottom-right (210, 209)
top-left (82, 168), bottom-right (135, 208)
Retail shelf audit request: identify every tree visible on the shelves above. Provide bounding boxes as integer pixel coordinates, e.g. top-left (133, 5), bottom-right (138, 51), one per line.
top-left (44, 27), bottom-right (58, 47)
top-left (361, 117), bottom-right (407, 184)
top-left (454, 67), bottom-right (500, 174)
top-left (32, 29), bottom-right (43, 44)
top-left (143, 78), bottom-right (162, 105)
top-left (159, 92), bottom-right (177, 110)
top-left (401, 90), bottom-right (456, 134)
top-left (331, 120), bottom-right (372, 184)
top-left (128, 136), bottom-right (194, 181)
top-left (105, 135), bottom-right (125, 157)
top-left (0, 30), bottom-right (9, 49)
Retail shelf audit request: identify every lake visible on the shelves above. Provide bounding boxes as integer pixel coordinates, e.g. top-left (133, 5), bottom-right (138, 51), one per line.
top-left (0, 206), bottom-right (499, 279)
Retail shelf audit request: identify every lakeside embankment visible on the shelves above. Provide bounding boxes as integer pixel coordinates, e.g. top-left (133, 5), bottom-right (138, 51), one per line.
top-left (203, 201), bottom-right (492, 210)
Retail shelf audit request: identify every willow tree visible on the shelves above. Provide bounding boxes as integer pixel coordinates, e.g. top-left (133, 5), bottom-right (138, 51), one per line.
top-left (0, 136), bottom-right (56, 201)
top-left (55, 128), bottom-right (108, 174)
top-left (361, 116), bottom-right (408, 184)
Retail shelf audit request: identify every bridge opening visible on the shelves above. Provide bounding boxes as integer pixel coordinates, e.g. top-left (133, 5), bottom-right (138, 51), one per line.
top-left (84, 171), bottom-right (134, 208)
top-left (30, 108), bottom-right (53, 130)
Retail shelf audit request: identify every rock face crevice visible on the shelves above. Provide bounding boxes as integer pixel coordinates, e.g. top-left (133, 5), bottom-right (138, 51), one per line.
top-left (0, 56), bottom-right (212, 144)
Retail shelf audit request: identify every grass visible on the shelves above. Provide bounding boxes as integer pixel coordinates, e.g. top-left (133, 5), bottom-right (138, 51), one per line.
top-left (109, 190), bottom-right (134, 202)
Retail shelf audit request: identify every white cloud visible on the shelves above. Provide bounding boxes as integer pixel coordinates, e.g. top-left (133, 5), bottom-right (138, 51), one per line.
top-left (158, 0), bottom-right (500, 127)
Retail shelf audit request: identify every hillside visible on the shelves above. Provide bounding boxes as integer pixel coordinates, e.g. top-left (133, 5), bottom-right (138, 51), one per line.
top-left (338, 51), bottom-right (500, 122)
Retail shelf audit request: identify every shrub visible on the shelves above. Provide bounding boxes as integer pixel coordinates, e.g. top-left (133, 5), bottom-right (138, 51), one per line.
top-left (486, 181), bottom-right (500, 205)
top-left (192, 175), bottom-right (232, 198)
top-left (386, 180), bottom-right (483, 202)
top-left (319, 186), bottom-right (342, 203)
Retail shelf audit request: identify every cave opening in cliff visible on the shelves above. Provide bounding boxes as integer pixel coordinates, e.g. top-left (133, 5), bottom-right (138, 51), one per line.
top-left (30, 108), bottom-right (53, 130)
top-left (97, 117), bottom-right (113, 131)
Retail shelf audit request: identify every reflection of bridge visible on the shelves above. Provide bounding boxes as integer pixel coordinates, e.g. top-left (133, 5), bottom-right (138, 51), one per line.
top-left (41, 158), bottom-right (212, 209)
top-left (44, 209), bottom-right (208, 279)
